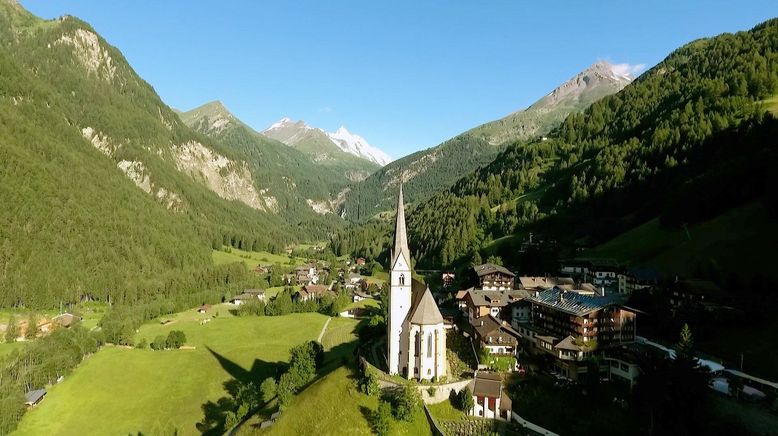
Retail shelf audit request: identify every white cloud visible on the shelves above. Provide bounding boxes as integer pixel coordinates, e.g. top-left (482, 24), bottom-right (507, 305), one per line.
top-left (610, 62), bottom-right (646, 77)
top-left (318, 106), bottom-right (333, 113)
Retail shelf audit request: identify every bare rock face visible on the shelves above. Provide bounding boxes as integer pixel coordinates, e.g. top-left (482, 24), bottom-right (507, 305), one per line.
top-left (531, 61), bottom-right (634, 110)
top-left (56, 29), bottom-right (116, 82)
top-left (172, 141), bottom-right (278, 213)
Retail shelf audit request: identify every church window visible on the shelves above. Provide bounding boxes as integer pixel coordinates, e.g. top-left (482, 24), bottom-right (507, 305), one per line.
top-left (427, 368), bottom-right (432, 376)
top-left (427, 333), bottom-right (433, 357)
top-left (399, 274), bottom-right (405, 286)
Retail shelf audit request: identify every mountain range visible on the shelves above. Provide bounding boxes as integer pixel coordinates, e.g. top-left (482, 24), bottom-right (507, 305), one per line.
top-left (339, 60), bottom-right (635, 220)
top-left (178, 101), bottom-right (357, 216)
top-left (261, 117), bottom-right (383, 180)
top-left (263, 118), bottom-right (391, 166)
top-left (0, 1), bottom-right (343, 306)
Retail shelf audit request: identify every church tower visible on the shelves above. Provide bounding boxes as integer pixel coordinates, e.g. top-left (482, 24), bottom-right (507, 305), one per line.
top-left (388, 184), bottom-right (412, 376)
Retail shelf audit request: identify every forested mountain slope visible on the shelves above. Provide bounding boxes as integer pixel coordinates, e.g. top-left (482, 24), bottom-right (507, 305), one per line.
top-left (0, 2), bottom-right (317, 307)
top-left (405, 18), bottom-right (778, 276)
top-left (339, 61), bottom-right (633, 221)
top-left (180, 101), bottom-right (353, 219)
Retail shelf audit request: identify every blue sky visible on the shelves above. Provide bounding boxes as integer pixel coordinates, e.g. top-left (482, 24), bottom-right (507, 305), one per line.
top-left (21, 0), bottom-right (777, 159)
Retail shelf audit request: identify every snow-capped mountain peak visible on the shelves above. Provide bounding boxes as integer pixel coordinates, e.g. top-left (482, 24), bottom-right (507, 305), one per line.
top-left (262, 117), bottom-right (392, 166)
top-left (326, 126), bottom-right (392, 166)
top-left (264, 117), bottom-right (295, 132)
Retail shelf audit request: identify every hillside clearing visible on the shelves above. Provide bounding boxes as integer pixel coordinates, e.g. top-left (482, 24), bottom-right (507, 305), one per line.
top-left (212, 247), bottom-right (307, 269)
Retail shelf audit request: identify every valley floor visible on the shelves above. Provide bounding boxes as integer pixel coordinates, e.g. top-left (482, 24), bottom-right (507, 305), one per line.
top-left (13, 307), bottom-right (330, 436)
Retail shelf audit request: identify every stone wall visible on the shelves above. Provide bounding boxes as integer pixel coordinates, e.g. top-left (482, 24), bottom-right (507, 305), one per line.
top-left (511, 411), bottom-right (559, 436)
top-left (417, 379), bottom-right (473, 404)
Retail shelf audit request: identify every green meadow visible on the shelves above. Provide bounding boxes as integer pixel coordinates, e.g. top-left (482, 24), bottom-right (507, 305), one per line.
top-left (211, 247), bottom-right (307, 269)
top-left (13, 308), bottom-right (330, 435)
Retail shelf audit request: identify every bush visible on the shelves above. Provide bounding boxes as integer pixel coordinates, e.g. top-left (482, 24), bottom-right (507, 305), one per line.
top-left (165, 330), bottom-right (186, 349)
top-left (427, 386), bottom-right (437, 397)
top-left (151, 335), bottom-right (167, 350)
top-left (458, 387), bottom-right (474, 412)
top-left (374, 400), bottom-right (392, 436)
top-left (136, 338), bottom-right (147, 349)
top-left (277, 373), bottom-right (296, 410)
top-left (260, 378), bottom-right (277, 403)
top-left (236, 300), bottom-right (266, 316)
top-left (394, 386), bottom-right (421, 422)
top-left (358, 370), bottom-right (380, 396)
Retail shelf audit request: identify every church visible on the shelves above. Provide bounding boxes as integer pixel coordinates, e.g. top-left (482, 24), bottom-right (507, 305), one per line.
top-left (387, 184), bottom-right (447, 381)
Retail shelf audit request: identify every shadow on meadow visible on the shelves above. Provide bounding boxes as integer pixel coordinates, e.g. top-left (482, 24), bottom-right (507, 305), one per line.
top-left (198, 334), bottom-right (360, 435)
top-left (196, 347), bottom-right (286, 435)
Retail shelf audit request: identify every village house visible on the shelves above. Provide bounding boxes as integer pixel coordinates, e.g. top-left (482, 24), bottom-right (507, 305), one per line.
top-left (517, 276), bottom-right (575, 293)
top-left (473, 263), bottom-right (515, 290)
top-left (24, 389), bottom-right (46, 408)
top-left (467, 372), bottom-right (512, 420)
top-left (293, 263), bottom-right (319, 286)
top-left (561, 259), bottom-right (624, 291)
top-left (293, 284), bottom-right (333, 302)
top-left (668, 279), bottom-right (731, 311)
top-left (198, 304), bottom-right (212, 314)
top-left (254, 264), bottom-right (270, 275)
top-left (352, 289), bottom-right (372, 303)
top-left (441, 272), bottom-right (455, 288)
top-left (514, 287), bottom-right (637, 380)
top-left (52, 313), bottom-right (80, 328)
top-left (457, 288), bottom-right (529, 322)
top-left (355, 257), bottom-right (366, 266)
top-left (471, 315), bottom-right (521, 356)
top-left (346, 272), bottom-right (363, 289)
top-left (230, 289), bottom-right (266, 305)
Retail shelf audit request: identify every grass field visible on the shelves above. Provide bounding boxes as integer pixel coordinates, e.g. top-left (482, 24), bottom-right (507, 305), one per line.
top-left (14, 310), bottom-right (330, 436)
top-left (427, 399), bottom-right (467, 421)
top-left (239, 316), bottom-right (431, 436)
top-left (583, 201), bottom-right (777, 280)
top-left (212, 247), bottom-right (307, 269)
top-left (258, 365), bottom-right (432, 436)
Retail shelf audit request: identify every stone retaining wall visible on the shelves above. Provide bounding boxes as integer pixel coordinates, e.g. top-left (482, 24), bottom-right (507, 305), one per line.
top-left (417, 379), bottom-right (473, 404)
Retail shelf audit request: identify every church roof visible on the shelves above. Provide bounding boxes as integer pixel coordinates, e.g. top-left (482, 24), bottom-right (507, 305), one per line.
top-left (409, 285), bottom-right (444, 325)
top-left (392, 183), bottom-right (411, 267)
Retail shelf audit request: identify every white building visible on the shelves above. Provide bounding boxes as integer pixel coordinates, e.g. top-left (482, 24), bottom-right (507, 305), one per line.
top-left (387, 184), bottom-right (446, 381)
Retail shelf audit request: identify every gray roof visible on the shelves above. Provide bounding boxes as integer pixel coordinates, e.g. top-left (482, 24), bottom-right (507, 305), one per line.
top-left (24, 389), bottom-right (46, 404)
top-left (392, 183), bottom-right (411, 268)
top-left (464, 289), bottom-right (530, 307)
top-left (554, 335), bottom-right (582, 352)
top-left (527, 287), bottom-right (620, 316)
top-left (474, 263), bottom-right (515, 278)
top-left (409, 286), bottom-right (444, 325)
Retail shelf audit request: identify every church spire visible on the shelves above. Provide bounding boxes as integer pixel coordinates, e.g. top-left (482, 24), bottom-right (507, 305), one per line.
top-left (393, 183), bottom-right (410, 266)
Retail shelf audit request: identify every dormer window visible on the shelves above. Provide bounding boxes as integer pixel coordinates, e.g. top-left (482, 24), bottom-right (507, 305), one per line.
top-left (399, 274), bottom-right (405, 286)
